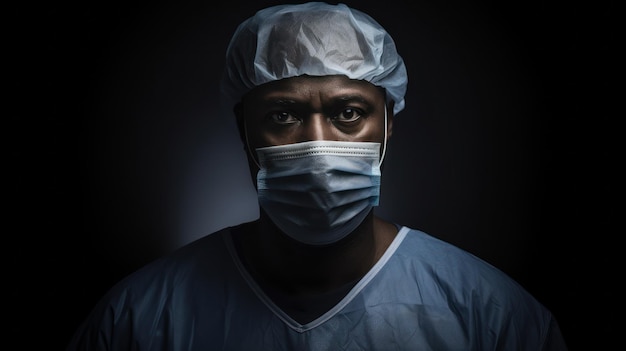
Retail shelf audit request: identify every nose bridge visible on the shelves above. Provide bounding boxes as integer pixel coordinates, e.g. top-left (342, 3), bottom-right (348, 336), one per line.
top-left (302, 113), bottom-right (332, 141)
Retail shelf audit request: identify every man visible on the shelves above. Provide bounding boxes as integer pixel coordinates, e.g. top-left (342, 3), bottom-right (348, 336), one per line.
top-left (67, 2), bottom-right (568, 350)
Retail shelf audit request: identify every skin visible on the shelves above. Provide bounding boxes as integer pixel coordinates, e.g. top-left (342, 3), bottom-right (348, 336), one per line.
top-left (231, 74), bottom-right (398, 323)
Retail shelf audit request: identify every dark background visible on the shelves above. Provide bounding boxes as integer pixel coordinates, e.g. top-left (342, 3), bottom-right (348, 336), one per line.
top-left (10, 0), bottom-right (618, 349)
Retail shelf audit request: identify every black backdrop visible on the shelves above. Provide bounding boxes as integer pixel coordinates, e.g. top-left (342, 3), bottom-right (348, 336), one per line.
top-left (10, 0), bottom-right (618, 349)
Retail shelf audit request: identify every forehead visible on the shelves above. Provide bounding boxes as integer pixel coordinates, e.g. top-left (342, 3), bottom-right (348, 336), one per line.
top-left (241, 75), bottom-right (385, 104)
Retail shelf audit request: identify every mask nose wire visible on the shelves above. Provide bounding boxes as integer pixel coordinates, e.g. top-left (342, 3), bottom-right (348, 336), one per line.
top-left (244, 103), bottom-right (388, 169)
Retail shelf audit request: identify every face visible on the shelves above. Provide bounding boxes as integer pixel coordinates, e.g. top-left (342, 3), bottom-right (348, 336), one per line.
top-left (236, 75), bottom-right (393, 171)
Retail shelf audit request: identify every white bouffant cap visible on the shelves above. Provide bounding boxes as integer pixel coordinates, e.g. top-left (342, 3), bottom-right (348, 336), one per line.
top-left (220, 2), bottom-right (408, 115)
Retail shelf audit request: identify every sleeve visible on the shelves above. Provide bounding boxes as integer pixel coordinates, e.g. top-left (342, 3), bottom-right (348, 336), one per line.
top-left (541, 316), bottom-right (569, 351)
top-left (65, 289), bottom-right (135, 351)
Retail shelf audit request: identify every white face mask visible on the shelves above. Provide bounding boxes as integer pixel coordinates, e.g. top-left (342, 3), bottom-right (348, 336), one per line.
top-left (255, 140), bottom-right (382, 245)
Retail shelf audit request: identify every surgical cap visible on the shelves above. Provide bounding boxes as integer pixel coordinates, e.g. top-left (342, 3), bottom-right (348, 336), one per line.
top-left (220, 2), bottom-right (408, 115)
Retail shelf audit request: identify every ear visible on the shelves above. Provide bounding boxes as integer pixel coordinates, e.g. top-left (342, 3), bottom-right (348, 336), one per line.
top-left (386, 100), bottom-right (395, 140)
top-left (234, 101), bottom-right (261, 188)
top-left (234, 102), bottom-right (247, 147)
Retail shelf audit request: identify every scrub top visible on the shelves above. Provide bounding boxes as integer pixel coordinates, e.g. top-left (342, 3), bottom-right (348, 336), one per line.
top-left (66, 226), bottom-right (568, 350)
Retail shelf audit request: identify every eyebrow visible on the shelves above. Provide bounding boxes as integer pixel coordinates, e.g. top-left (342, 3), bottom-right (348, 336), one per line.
top-left (273, 99), bottom-right (298, 106)
top-left (337, 95), bottom-right (369, 103)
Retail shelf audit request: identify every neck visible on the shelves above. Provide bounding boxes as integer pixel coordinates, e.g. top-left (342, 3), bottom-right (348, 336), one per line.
top-left (233, 210), bottom-right (397, 297)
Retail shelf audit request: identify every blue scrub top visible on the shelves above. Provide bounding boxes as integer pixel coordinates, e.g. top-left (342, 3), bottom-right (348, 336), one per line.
top-left (66, 226), bottom-right (568, 350)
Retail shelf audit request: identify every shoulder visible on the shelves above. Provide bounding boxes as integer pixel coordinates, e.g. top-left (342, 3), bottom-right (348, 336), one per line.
top-left (66, 229), bottom-right (235, 350)
top-left (116, 228), bottom-right (232, 293)
top-left (396, 226), bottom-right (530, 297)
top-left (390, 227), bottom-right (561, 346)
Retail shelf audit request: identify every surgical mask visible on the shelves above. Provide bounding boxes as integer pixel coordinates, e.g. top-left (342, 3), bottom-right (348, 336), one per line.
top-left (255, 140), bottom-right (383, 245)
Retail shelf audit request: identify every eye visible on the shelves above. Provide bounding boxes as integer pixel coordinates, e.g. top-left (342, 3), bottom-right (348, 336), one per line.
top-left (333, 107), bottom-right (363, 123)
top-left (267, 111), bottom-right (299, 125)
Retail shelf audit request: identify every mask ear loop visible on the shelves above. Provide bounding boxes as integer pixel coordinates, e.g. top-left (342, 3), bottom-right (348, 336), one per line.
top-left (243, 119), bottom-right (262, 170)
top-left (379, 103), bottom-right (388, 167)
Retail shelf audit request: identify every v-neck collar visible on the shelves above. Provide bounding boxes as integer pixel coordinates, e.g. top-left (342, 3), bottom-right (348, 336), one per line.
top-left (223, 226), bottom-right (410, 333)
